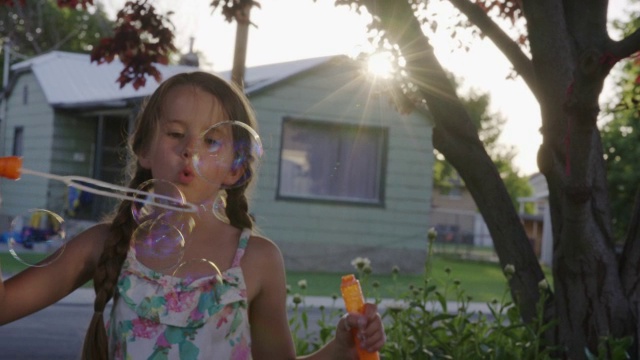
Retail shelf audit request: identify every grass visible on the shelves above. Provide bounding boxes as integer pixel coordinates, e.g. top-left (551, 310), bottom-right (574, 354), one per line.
top-left (1, 252), bottom-right (553, 303)
top-left (0, 252), bottom-right (50, 272)
top-left (287, 254), bottom-right (553, 303)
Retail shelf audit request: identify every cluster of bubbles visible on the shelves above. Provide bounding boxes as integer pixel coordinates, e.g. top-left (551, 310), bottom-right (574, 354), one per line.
top-left (5, 121), bottom-right (263, 284)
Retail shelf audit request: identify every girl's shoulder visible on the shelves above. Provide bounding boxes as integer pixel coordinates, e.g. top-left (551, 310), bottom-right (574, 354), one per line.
top-left (242, 233), bottom-right (285, 272)
top-left (72, 221), bottom-right (111, 241)
top-left (242, 233), bottom-right (287, 302)
top-left (246, 233), bottom-right (282, 257)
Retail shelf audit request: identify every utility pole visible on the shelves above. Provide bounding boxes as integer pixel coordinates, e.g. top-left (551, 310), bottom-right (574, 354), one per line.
top-left (2, 39), bottom-right (10, 89)
top-left (1, 39), bottom-right (10, 157)
top-left (230, 3), bottom-right (251, 90)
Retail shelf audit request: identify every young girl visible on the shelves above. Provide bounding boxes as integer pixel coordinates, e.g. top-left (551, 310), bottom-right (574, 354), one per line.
top-left (0, 71), bottom-right (385, 359)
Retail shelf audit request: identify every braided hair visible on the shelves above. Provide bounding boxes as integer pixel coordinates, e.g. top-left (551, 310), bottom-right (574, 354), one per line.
top-left (81, 72), bottom-right (258, 359)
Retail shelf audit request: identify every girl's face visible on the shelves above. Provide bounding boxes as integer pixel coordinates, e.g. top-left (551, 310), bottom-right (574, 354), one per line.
top-left (139, 85), bottom-right (244, 204)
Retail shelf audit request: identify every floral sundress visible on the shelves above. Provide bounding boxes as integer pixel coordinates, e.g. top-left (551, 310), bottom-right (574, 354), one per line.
top-left (107, 228), bottom-right (252, 360)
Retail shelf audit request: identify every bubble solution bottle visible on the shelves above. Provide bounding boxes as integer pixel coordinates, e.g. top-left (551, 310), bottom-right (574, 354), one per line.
top-left (340, 274), bottom-right (380, 360)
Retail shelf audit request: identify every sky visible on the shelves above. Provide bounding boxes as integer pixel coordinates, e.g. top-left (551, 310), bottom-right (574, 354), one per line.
top-left (102, 0), bottom-right (634, 176)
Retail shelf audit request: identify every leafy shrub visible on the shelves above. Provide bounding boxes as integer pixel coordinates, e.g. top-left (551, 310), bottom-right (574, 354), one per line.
top-left (287, 229), bottom-right (630, 359)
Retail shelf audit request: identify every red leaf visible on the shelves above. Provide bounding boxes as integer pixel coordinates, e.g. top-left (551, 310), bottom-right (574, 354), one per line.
top-left (89, 0), bottom-right (176, 89)
top-left (56, 0), bottom-right (93, 9)
top-left (0, 0), bottom-right (26, 6)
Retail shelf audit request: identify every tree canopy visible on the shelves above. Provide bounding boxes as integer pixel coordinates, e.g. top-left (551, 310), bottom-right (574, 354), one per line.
top-left (0, 0), bottom-right (113, 83)
top-left (600, 8), bottom-right (640, 244)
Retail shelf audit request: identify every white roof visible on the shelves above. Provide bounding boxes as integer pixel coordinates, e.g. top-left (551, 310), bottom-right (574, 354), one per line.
top-left (10, 51), bottom-right (337, 108)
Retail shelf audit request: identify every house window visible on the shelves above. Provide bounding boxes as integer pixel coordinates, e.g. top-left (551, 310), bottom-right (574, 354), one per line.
top-left (13, 126), bottom-right (24, 156)
top-left (278, 118), bottom-right (386, 204)
top-left (22, 85), bottom-right (28, 105)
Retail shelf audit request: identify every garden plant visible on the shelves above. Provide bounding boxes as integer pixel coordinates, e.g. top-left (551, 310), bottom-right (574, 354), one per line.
top-left (287, 229), bottom-right (632, 359)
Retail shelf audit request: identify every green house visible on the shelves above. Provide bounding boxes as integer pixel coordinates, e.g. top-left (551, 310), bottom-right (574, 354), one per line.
top-left (1, 51), bottom-right (434, 273)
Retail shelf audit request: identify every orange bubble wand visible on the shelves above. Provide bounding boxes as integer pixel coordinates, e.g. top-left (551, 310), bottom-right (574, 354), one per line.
top-left (340, 274), bottom-right (380, 360)
top-left (0, 156), bottom-right (197, 213)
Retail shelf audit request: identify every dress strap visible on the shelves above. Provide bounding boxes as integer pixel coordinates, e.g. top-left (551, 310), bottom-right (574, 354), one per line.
top-left (231, 228), bottom-right (251, 267)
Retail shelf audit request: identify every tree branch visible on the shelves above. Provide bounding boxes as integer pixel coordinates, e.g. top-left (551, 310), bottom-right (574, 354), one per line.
top-left (610, 28), bottom-right (640, 61)
top-left (447, 0), bottom-right (539, 99)
top-left (620, 185), bottom-right (640, 298)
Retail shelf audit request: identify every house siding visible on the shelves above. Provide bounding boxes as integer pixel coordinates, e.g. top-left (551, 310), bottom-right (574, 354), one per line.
top-left (1, 72), bottom-right (55, 220)
top-left (248, 60), bottom-right (434, 273)
top-left (1, 55), bottom-right (435, 274)
top-left (46, 114), bottom-right (97, 215)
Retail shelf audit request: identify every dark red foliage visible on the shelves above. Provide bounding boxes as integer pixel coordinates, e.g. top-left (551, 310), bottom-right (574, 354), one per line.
top-left (0, 0), bottom-right (25, 6)
top-left (56, 0), bottom-right (93, 9)
top-left (90, 0), bottom-right (176, 89)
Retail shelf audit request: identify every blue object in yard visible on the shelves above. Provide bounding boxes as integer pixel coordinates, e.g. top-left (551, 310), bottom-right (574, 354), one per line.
top-left (0, 231), bottom-right (22, 244)
top-left (20, 226), bottom-right (54, 249)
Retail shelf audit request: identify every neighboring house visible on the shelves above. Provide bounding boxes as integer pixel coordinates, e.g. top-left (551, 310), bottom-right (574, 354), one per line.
top-left (429, 173), bottom-right (480, 245)
top-left (429, 171), bottom-right (496, 250)
top-left (517, 172), bottom-right (552, 266)
top-left (431, 170), bottom-right (551, 265)
top-left (0, 51), bottom-right (435, 273)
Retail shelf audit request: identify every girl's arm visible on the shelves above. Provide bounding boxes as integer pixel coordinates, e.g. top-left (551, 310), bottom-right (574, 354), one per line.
top-left (245, 237), bottom-right (385, 360)
top-left (0, 223), bottom-right (109, 325)
top-left (246, 236), bottom-right (297, 359)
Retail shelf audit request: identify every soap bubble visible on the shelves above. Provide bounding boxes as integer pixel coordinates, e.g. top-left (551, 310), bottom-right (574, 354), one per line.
top-left (131, 215), bottom-right (186, 272)
top-left (172, 258), bottom-right (223, 285)
top-left (192, 121), bottom-right (263, 189)
top-left (131, 179), bottom-right (195, 242)
top-left (131, 179), bottom-right (193, 225)
top-left (7, 209), bottom-right (66, 267)
top-left (211, 191), bottom-right (229, 224)
top-left (130, 179), bottom-right (195, 272)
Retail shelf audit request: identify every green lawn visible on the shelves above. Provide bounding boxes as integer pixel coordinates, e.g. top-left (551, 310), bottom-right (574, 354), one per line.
top-left (285, 255), bottom-right (553, 303)
top-left (1, 252), bottom-right (553, 303)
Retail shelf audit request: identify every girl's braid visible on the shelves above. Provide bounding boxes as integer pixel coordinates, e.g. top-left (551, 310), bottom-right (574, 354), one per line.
top-left (81, 168), bottom-right (151, 360)
top-left (225, 184), bottom-right (253, 230)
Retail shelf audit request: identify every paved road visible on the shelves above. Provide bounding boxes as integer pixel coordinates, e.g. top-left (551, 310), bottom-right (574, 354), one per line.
top-left (0, 302), bottom-right (94, 360)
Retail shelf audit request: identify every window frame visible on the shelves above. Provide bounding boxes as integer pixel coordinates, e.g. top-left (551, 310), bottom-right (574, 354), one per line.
top-left (276, 117), bottom-right (387, 207)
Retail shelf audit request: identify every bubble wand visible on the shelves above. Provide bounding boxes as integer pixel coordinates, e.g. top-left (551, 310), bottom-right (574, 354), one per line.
top-left (340, 274), bottom-right (380, 360)
top-left (0, 156), bottom-right (198, 213)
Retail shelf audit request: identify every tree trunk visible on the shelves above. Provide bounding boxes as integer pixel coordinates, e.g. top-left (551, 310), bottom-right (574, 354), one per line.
top-left (523, 0), bottom-right (636, 357)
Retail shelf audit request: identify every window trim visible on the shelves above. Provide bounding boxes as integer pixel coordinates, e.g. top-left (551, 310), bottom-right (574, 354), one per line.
top-left (275, 117), bottom-right (387, 207)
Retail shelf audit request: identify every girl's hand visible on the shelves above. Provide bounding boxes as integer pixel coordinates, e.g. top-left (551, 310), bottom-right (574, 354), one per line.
top-left (335, 303), bottom-right (386, 356)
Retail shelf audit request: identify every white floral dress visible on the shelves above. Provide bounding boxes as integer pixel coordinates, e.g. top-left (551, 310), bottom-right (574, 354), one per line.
top-left (108, 229), bottom-right (252, 360)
